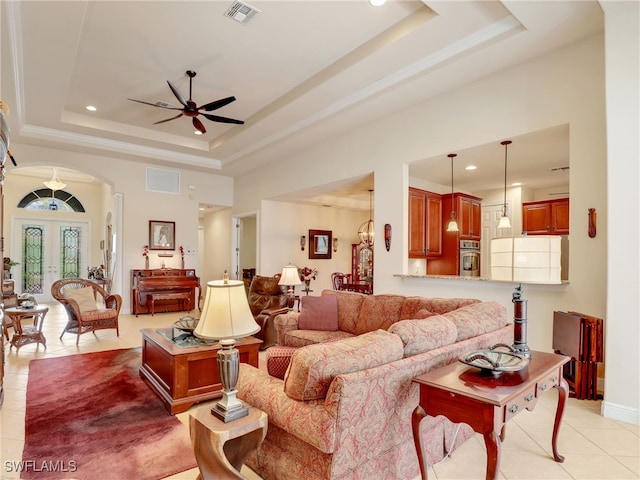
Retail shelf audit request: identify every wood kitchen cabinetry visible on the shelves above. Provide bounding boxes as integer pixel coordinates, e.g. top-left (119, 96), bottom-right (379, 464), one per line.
top-left (523, 198), bottom-right (569, 235)
top-left (452, 193), bottom-right (482, 240)
top-left (409, 187), bottom-right (442, 258)
top-left (427, 192), bottom-right (483, 275)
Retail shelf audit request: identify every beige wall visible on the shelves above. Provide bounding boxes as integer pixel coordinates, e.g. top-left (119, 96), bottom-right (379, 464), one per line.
top-left (4, 144), bottom-right (234, 311)
top-left (233, 34), bottom-right (639, 420)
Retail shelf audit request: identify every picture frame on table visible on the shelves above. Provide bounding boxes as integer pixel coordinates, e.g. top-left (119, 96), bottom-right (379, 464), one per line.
top-left (309, 229), bottom-right (332, 259)
top-left (149, 220), bottom-right (175, 250)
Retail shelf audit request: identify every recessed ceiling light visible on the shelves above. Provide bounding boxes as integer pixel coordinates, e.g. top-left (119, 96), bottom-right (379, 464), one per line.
top-left (85, 105), bottom-right (97, 112)
top-left (465, 165), bottom-right (477, 171)
top-left (369, 0), bottom-right (386, 5)
top-left (194, 130), bottom-right (203, 135)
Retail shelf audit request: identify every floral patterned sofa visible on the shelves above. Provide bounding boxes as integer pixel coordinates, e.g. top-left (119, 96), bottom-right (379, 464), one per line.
top-left (236, 290), bottom-right (513, 480)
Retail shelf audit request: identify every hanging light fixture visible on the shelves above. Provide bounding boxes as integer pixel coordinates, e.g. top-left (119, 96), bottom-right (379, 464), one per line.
top-left (446, 153), bottom-right (459, 232)
top-left (44, 168), bottom-right (66, 191)
top-left (358, 189), bottom-right (374, 247)
top-left (498, 140), bottom-right (512, 229)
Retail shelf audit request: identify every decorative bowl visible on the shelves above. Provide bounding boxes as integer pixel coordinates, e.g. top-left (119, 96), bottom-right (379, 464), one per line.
top-left (173, 316), bottom-right (199, 334)
top-left (459, 345), bottom-right (529, 375)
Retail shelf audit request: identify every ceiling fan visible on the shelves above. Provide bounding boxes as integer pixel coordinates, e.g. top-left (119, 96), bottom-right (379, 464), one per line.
top-left (128, 70), bottom-right (244, 134)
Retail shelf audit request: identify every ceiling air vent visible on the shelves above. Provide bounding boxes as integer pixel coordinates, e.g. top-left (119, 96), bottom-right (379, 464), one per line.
top-left (225, 1), bottom-right (261, 25)
top-left (550, 166), bottom-right (570, 172)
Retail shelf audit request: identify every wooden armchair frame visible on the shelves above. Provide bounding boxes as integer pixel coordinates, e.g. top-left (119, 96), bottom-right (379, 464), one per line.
top-left (51, 278), bottom-right (122, 345)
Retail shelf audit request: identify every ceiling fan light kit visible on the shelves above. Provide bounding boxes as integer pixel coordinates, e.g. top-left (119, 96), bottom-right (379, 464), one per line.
top-left (128, 70), bottom-right (244, 135)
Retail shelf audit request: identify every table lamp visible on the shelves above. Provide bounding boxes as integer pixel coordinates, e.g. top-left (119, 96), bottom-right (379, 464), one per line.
top-left (490, 235), bottom-right (561, 358)
top-left (194, 273), bottom-right (260, 422)
top-left (278, 264), bottom-right (302, 309)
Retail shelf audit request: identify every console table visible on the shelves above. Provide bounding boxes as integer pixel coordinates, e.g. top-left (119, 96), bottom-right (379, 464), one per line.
top-left (139, 328), bottom-right (261, 414)
top-left (412, 351), bottom-right (569, 480)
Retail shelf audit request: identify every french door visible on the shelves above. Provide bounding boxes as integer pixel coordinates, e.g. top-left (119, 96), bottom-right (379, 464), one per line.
top-left (12, 218), bottom-right (89, 303)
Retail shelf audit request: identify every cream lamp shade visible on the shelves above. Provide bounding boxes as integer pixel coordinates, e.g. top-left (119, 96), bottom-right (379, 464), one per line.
top-left (194, 279), bottom-right (260, 340)
top-left (491, 236), bottom-right (562, 284)
top-left (278, 264), bottom-right (302, 286)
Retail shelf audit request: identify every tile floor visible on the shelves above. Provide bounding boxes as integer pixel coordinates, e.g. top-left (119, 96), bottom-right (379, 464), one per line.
top-left (1, 303), bottom-right (638, 480)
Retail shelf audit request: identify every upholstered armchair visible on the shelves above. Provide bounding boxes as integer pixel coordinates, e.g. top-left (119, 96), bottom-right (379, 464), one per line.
top-left (247, 275), bottom-right (288, 349)
top-left (51, 278), bottom-right (122, 345)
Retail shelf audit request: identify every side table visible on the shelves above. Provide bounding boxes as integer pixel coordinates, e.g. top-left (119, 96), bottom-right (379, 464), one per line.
top-left (4, 306), bottom-right (48, 352)
top-left (190, 404), bottom-right (267, 480)
top-left (412, 350), bottom-right (569, 480)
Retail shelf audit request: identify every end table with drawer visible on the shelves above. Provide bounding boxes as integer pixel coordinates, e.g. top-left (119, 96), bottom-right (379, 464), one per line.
top-left (412, 350), bottom-right (569, 480)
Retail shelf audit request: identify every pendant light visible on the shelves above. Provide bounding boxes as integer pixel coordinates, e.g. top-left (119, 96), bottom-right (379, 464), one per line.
top-left (358, 189), bottom-right (374, 247)
top-left (44, 168), bottom-right (66, 191)
top-left (446, 153), bottom-right (459, 232)
top-left (498, 140), bottom-right (512, 229)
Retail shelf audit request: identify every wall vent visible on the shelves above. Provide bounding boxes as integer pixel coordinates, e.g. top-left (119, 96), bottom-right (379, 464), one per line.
top-left (146, 167), bottom-right (180, 194)
top-left (550, 166), bottom-right (570, 172)
top-left (225, 1), bottom-right (261, 25)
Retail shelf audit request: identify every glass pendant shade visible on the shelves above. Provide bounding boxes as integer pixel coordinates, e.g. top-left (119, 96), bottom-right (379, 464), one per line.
top-left (447, 217), bottom-right (459, 232)
top-left (359, 189), bottom-right (374, 247)
top-left (498, 214), bottom-right (512, 229)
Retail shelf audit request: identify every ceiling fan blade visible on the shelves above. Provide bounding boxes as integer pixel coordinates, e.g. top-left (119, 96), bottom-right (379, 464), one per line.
top-left (166, 80), bottom-right (189, 108)
top-left (128, 98), bottom-right (182, 110)
top-left (201, 113), bottom-right (245, 125)
top-left (199, 96), bottom-right (236, 112)
top-left (193, 117), bottom-right (207, 134)
top-left (153, 113), bottom-right (183, 125)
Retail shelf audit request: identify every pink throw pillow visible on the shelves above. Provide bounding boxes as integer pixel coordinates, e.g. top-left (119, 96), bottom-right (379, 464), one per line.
top-left (297, 295), bottom-right (339, 331)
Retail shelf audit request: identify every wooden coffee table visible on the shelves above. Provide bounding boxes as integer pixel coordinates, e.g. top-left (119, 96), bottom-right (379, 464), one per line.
top-left (139, 328), bottom-right (261, 414)
top-left (412, 350), bottom-right (569, 480)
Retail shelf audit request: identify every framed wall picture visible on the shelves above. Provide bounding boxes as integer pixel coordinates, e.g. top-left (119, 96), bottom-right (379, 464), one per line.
top-left (149, 220), bottom-right (175, 250)
top-left (309, 229), bottom-right (332, 259)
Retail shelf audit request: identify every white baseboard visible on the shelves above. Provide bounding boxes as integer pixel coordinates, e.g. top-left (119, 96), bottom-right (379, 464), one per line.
top-left (601, 400), bottom-right (640, 426)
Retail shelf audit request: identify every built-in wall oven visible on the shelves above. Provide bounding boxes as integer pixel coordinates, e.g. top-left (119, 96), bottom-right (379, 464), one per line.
top-left (459, 240), bottom-right (480, 277)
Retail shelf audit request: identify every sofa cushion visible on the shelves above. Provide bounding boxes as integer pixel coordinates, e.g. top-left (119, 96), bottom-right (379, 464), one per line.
top-left (414, 308), bottom-right (437, 319)
top-left (65, 286), bottom-right (100, 312)
top-left (284, 329), bottom-right (403, 401)
top-left (298, 295), bottom-right (339, 331)
top-left (321, 290), bottom-right (365, 334)
top-left (399, 297), bottom-right (481, 319)
top-left (355, 294), bottom-right (406, 335)
top-left (388, 316), bottom-right (458, 357)
top-left (442, 301), bottom-right (508, 342)
top-left (284, 330), bottom-right (354, 348)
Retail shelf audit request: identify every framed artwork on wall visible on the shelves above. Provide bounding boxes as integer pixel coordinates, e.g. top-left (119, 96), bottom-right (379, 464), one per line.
top-left (309, 229), bottom-right (332, 259)
top-left (149, 220), bottom-right (175, 250)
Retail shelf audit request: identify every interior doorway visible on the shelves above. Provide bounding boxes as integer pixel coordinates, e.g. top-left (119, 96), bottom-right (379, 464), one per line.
top-left (480, 202), bottom-right (512, 277)
top-left (231, 213), bottom-right (257, 286)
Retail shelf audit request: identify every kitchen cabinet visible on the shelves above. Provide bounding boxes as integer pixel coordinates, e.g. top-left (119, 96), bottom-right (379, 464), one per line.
top-left (427, 193), bottom-right (482, 275)
top-left (457, 194), bottom-right (482, 240)
top-left (409, 187), bottom-right (442, 258)
top-left (522, 198), bottom-right (569, 235)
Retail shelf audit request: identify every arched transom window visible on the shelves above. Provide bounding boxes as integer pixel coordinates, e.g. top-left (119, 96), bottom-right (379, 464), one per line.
top-left (18, 189), bottom-right (85, 212)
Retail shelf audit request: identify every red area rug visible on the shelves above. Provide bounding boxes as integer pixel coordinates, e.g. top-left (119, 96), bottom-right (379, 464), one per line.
top-left (22, 348), bottom-right (197, 480)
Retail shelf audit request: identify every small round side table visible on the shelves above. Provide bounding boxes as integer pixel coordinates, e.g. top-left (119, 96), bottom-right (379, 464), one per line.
top-left (4, 305), bottom-right (48, 352)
